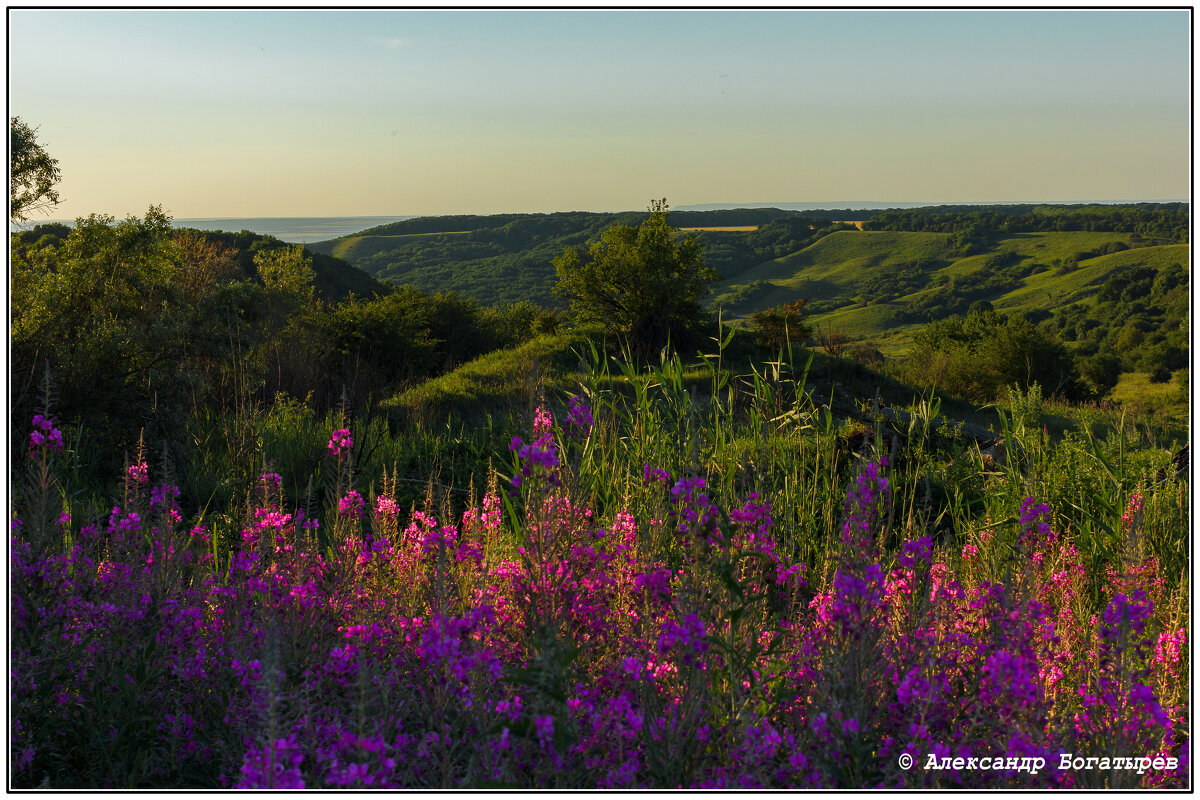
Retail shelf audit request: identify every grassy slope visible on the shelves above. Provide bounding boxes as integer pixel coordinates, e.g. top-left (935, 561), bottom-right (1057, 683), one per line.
top-left (311, 212), bottom-right (1188, 350)
top-left (712, 230), bottom-right (1187, 355)
top-left (994, 243), bottom-right (1189, 313)
top-left (383, 331), bottom-right (590, 422)
top-left (324, 231), bottom-right (472, 262)
top-left (385, 325), bottom-right (1012, 439)
top-left (1110, 369), bottom-right (1190, 418)
top-left (713, 231), bottom-right (951, 309)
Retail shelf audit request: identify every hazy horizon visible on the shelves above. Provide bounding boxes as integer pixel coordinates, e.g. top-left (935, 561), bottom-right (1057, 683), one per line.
top-left (11, 198), bottom-right (1191, 243)
top-left (9, 9), bottom-right (1190, 219)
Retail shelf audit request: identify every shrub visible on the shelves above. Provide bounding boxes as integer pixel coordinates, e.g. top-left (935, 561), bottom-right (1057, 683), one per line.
top-left (750, 299), bottom-right (811, 352)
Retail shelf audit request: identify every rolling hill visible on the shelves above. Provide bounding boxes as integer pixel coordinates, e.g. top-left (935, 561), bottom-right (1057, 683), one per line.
top-left (711, 230), bottom-right (1187, 355)
top-left (307, 204), bottom-right (1188, 361)
top-left (304, 208), bottom-right (815, 306)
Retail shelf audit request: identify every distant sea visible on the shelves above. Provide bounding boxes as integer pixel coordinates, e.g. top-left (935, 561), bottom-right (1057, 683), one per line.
top-left (10, 216), bottom-right (414, 243)
top-left (172, 216), bottom-right (415, 243)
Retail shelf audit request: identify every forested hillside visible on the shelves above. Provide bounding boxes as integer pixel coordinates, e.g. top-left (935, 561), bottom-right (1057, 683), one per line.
top-left (306, 208), bottom-right (822, 305)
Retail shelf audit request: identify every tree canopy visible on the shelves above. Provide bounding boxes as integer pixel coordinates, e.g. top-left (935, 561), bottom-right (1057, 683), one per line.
top-left (10, 117), bottom-right (62, 222)
top-left (902, 308), bottom-right (1086, 402)
top-left (553, 199), bottom-right (717, 356)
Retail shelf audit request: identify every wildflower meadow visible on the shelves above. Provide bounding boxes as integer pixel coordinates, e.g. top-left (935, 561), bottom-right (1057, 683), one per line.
top-left (9, 347), bottom-right (1190, 790)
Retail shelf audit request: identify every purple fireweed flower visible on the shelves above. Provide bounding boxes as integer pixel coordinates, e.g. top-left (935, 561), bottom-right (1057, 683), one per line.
top-left (236, 735), bottom-right (305, 789)
top-left (509, 434), bottom-right (560, 488)
top-left (328, 428), bottom-right (353, 457)
top-left (981, 648), bottom-right (1042, 712)
top-left (1125, 683), bottom-right (1173, 737)
top-left (126, 461), bottom-right (149, 485)
top-left (825, 563), bottom-right (885, 635)
top-left (643, 464), bottom-right (672, 485)
top-left (633, 565), bottom-right (672, 597)
top-left (150, 483), bottom-right (181, 510)
top-left (658, 613), bottom-right (709, 660)
top-left (534, 715), bottom-right (555, 749)
top-left (1018, 497), bottom-right (1055, 547)
top-left (1121, 491), bottom-right (1144, 532)
top-left (149, 484), bottom-right (183, 524)
top-left (897, 535), bottom-right (934, 569)
top-left (669, 476), bottom-right (715, 538)
top-left (896, 667), bottom-right (933, 706)
top-left (841, 457), bottom-right (889, 553)
top-left (375, 495), bottom-right (400, 522)
top-left (1101, 590), bottom-right (1153, 644)
top-left (28, 415), bottom-right (64, 453)
top-left (533, 406), bottom-right (553, 436)
top-left (730, 494), bottom-right (773, 536)
top-left (338, 490), bottom-right (365, 519)
top-left (566, 395), bottom-right (593, 433)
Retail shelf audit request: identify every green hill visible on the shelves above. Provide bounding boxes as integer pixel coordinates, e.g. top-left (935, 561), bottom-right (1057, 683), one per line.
top-left (305, 208), bottom-right (812, 306)
top-left (711, 229), bottom-right (1187, 355)
top-left (307, 203), bottom-right (1187, 368)
top-left (711, 230), bottom-right (953, 313)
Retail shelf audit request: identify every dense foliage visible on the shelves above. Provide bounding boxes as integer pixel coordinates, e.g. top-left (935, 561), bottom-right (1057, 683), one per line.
top-left (901, 309), bottom-right (1086, 403)
top-left (553, 200), bottom-right (717, 357)
top-left (9, 212), bottom-right (548, 488)
top-left (1047, 262), bottom-right (1189, 381)
top-left (9, 116), bottom-right (62, 223)
top-left (750, 300), bottom-right (812, 353)
top-left (864, 204), bottom-right (1189, 246)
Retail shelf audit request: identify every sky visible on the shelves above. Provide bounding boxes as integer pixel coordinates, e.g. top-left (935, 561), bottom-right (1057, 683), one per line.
top-left (7, 8), bottom-right (1192, 219)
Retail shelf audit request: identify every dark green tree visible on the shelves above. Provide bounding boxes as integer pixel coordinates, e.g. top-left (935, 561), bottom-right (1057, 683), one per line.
top-left (904, 309), bottom-right (1085, 402)
top-left (750, 299), bottom-right (811, 352)
top-left (1078, 351), bottom-right (1123, 397)
top-left (553, 199), bottom-right (716, 356)
top-left (10, 117), bottom-right (62, 222)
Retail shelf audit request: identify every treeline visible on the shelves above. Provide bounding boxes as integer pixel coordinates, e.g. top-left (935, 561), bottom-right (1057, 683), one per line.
top-left (864, 203), bottom-right (1188, 248)
top-left (352, 207), bottom-right (802, 239)
top-left (10, 210), bottom-right (555, 482)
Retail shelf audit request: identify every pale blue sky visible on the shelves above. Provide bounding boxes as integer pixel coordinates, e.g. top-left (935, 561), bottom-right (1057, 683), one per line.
top-left (8, 9), bottom-right (1191, 218)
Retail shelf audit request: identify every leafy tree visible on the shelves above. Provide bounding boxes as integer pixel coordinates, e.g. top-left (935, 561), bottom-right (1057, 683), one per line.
top-left (904, 309), bottom-right (1085, 402)
top-left (9, 207), bottom-right (234, 471)
top-left (968, 299), bottom-right (994, 315)
top-left (750, 299), bottom-right (811, 352)
top-left (10, 117), bottom-right (62, 222)
top-left (553, 199), bottom-right (716, 356)
top-left (254, 243), bottom-right (316, 301)
top-left (1148, 363), bottom-right (1172, 384)
top-left (249, 244), bottom-right (327, 400)
top-left (1078, 351), bottom-right (1123, 397)
top-left (319, 291), bottom-right (439, 402)
top-left (172, 229), bottom-right (240, 306)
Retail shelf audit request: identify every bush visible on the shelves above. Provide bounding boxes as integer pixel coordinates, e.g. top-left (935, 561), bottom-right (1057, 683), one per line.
top-left (750, 299), bottom-right (811, 352)
top-left (1078, 352), bottom-right (1123, 397)
top-left (903, 310), bottom-right (1085, 403)
top-left (1148, 363), bottom-right (1172, 384)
